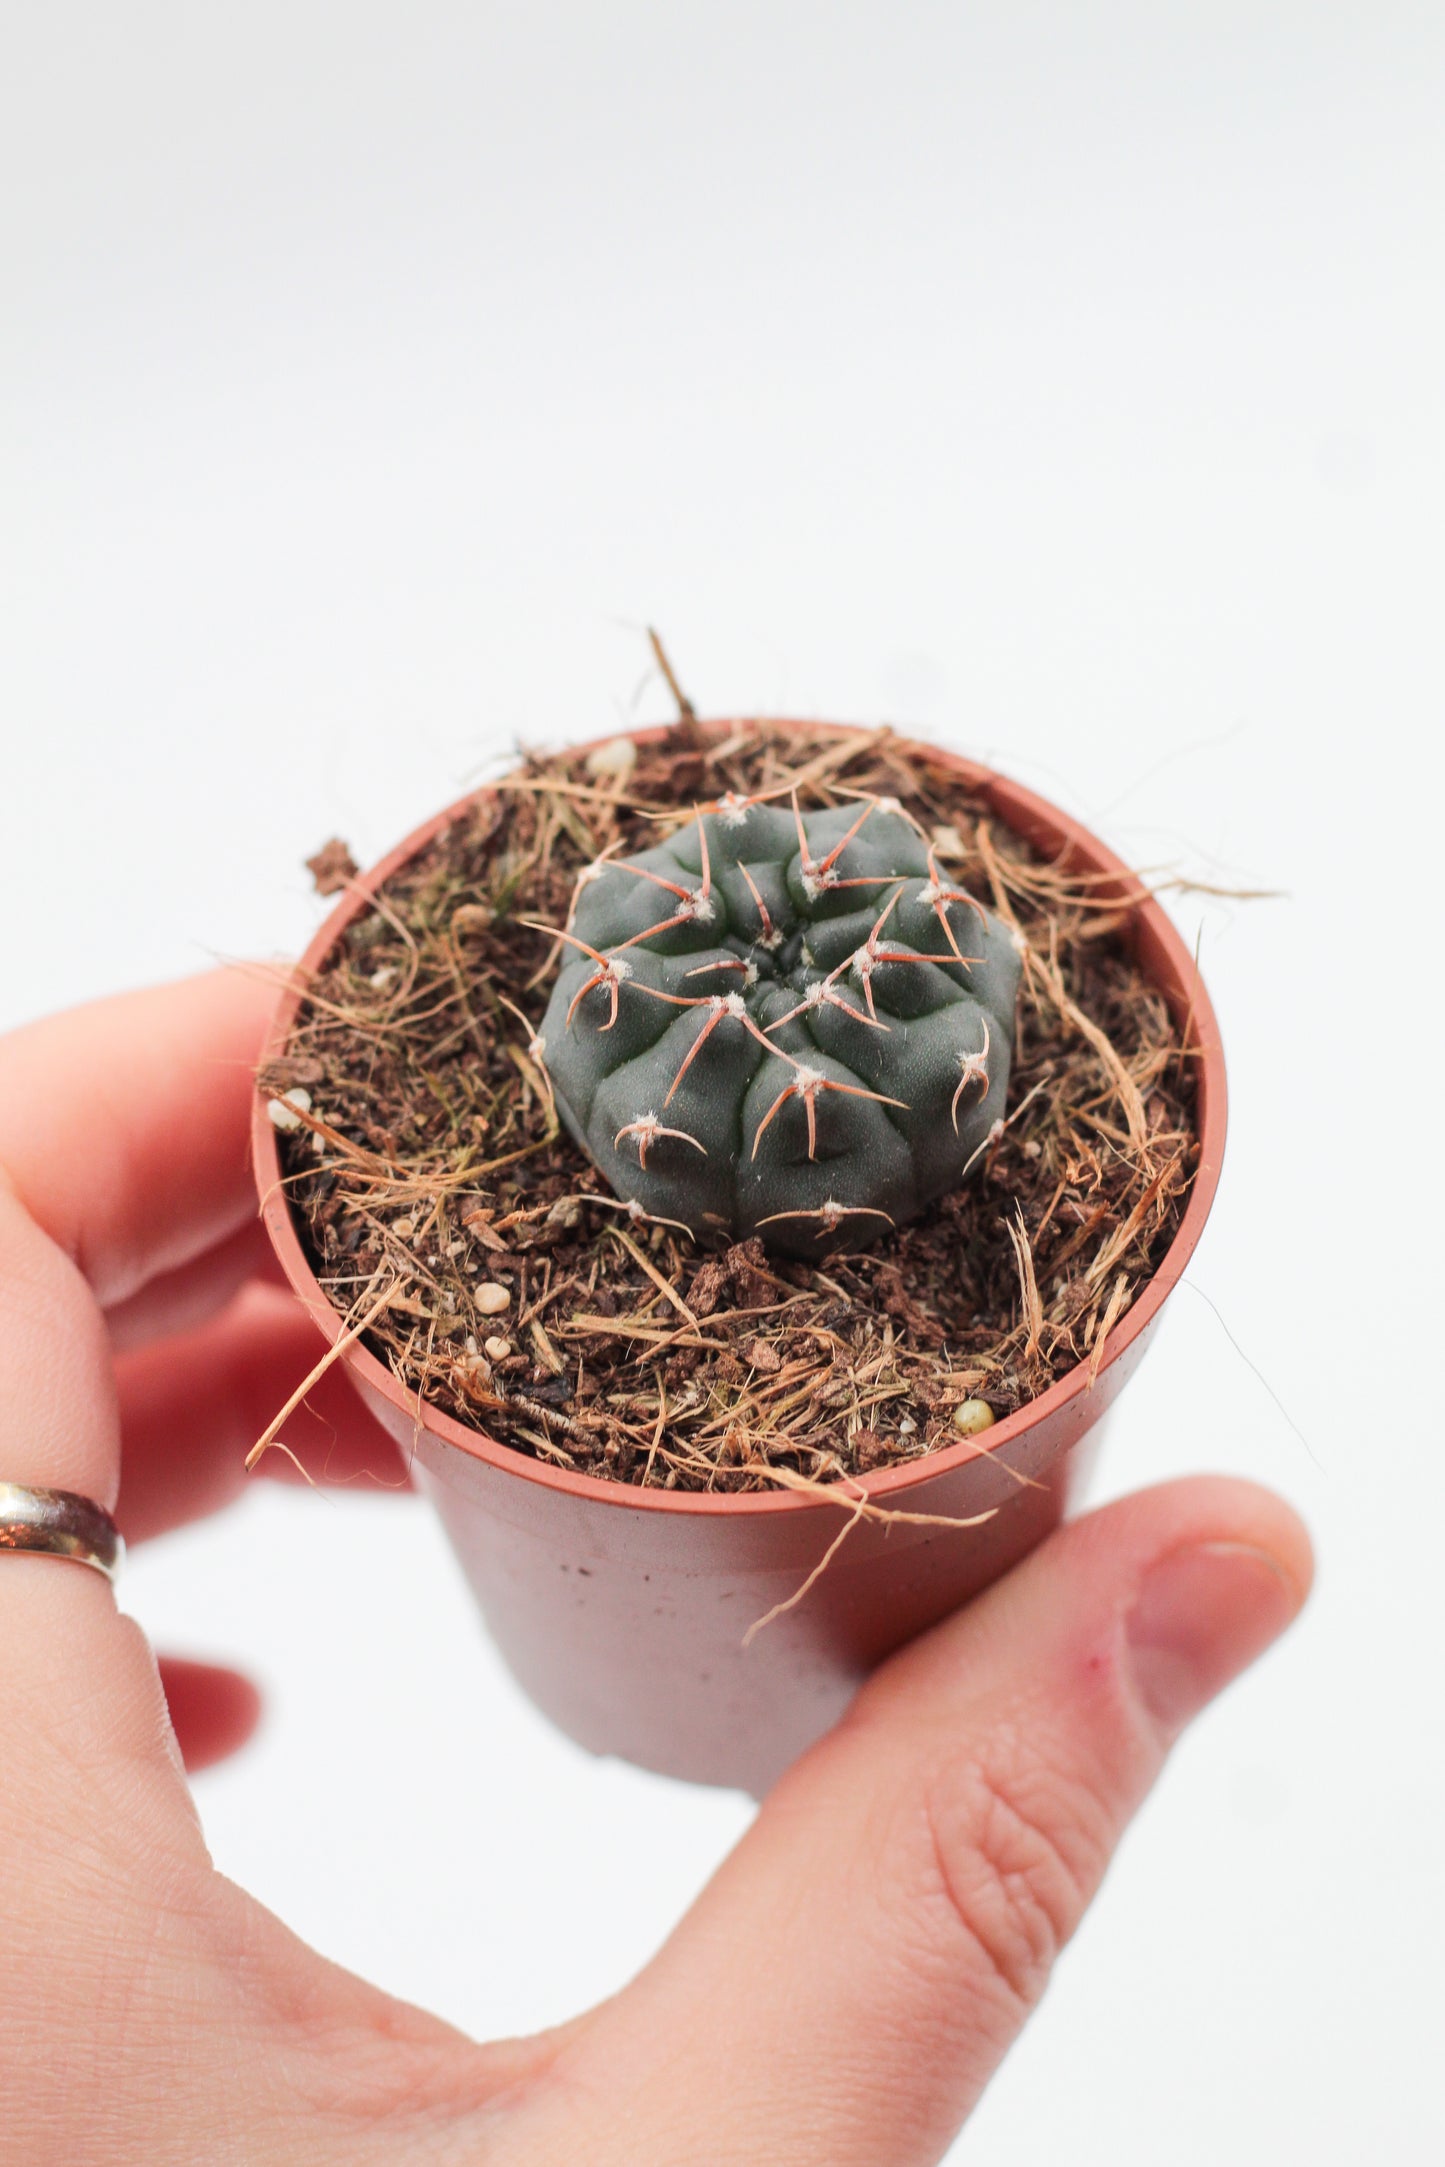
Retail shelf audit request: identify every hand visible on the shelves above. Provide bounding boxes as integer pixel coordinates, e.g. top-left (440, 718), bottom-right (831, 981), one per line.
top-left (0, 972), bottom-right (1311, 2166)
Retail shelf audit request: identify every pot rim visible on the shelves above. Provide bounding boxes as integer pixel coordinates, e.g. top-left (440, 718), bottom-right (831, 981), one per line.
top-left (253, 718), bottom-right (1226, 1518)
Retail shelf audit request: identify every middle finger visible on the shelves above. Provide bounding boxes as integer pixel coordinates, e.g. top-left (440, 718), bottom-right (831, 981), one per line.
top-left (115, 1283), bottom-right (410, 1543)
top-left (105, 1217), bottom-right (285, 1354)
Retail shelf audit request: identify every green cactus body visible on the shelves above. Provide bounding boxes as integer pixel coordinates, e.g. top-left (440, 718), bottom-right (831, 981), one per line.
top-left (535, 792), bottom-right (1023, 1254)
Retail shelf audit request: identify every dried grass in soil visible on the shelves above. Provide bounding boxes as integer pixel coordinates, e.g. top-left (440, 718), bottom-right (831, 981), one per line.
top-left (260, 720), bottom-right (1200, 1492)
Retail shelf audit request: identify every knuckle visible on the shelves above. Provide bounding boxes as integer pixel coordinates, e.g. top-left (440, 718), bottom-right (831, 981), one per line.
top-left (905, 1737), bottom-right (1114, 2015)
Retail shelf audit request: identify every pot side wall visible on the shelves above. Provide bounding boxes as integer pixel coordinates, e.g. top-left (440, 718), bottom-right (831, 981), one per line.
top-left (362, 1371), bottom-right (1130, 1795)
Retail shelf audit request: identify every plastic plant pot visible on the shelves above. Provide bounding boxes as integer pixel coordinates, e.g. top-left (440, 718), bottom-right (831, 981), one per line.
top-left (253, 722), bottom-right (1226, 1796)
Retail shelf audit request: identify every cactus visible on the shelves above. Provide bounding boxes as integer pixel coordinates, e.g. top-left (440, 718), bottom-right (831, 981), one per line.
top-left (531, 787), bottom-right (1022, 1255)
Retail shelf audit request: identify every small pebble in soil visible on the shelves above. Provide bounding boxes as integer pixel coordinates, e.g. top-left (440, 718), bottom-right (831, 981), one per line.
top-left (266, 1088), bottom-right (313, 1131)
top-left (451, 904), bottom-right (494, 939)
top-left (476, 1283), bottom-right (511, 1315)
top-left (484, 1335), bottom-right (511, 1360)
top-left (393, 1217), bottom-right (415, 1238)
top-left (584, 735), bottom-right (638, 779)
top-left (951, 1399), bottom-right (997, 1437)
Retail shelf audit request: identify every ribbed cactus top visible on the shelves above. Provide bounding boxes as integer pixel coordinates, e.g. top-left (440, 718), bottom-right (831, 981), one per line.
top-left (535, 789), bottom-right (1023, 1254)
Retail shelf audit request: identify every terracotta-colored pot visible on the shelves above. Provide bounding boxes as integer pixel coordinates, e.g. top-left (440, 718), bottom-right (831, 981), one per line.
top-left (254, 722), bottom-right (1225, 1795)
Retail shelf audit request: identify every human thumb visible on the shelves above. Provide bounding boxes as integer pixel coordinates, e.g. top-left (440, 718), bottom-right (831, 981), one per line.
top-left (507, 1474), bottom-right (1311, 2167)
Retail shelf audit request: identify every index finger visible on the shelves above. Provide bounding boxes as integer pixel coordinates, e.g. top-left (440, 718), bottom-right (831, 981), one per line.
top-left (0, 969), bottom-right (278, 1309)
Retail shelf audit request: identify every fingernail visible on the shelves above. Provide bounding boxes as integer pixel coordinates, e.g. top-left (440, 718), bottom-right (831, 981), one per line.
top-left (1126, 1543), bottom-right (1304, 1733)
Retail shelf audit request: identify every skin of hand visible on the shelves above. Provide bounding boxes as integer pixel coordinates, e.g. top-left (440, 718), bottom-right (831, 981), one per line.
top-left (0, 971), bottom-right (1312, 2167)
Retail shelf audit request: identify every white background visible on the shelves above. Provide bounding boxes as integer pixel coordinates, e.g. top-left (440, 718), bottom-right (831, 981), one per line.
top-left (3, 5), bottom-right (1442, 2159)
